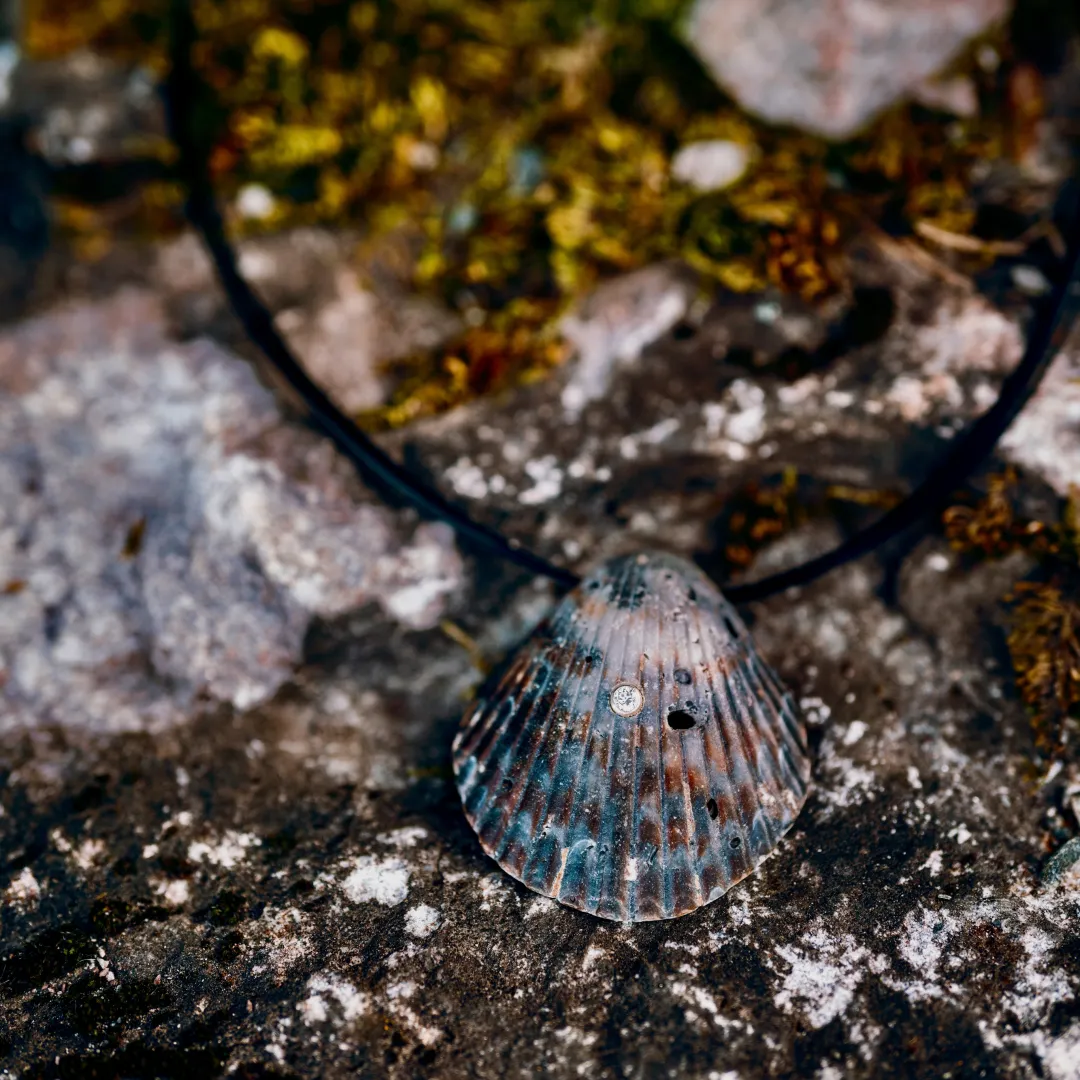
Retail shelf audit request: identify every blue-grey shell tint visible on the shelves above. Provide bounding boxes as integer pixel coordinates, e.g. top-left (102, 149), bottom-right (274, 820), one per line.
top-left (452, 552), bottom-right (811, 922)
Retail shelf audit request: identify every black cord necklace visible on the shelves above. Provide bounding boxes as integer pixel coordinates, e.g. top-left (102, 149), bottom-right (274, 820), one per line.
top-left (166, 2), bottom-right (1080, 921)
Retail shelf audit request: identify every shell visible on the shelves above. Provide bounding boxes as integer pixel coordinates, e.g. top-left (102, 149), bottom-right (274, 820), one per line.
top-left (452, 551), bottom-right (811, 922)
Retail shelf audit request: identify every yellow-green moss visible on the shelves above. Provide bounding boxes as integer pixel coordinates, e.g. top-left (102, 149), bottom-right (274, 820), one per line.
top-left (946, 474), bottom-right (1080, 762)
top-left (25, 0), bottom-right (1037, 426)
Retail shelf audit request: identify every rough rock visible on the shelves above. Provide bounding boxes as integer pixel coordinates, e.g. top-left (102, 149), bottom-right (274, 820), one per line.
top-left (3, 217), bottom-right (1080, 1077)
top-left (0, 289), bottom-right (464, 731)
top-left (558, 262), bottom-right (700, 417)
top-left (1000, 342), bottom-right (1080, 495)
top-left (156, 230), bottom-right (462, 414)
top-left (4, 50), bottom-right (165, 164)
top-left (684, 0), bottom-right (1011, 139)
top-left (412, 239), bottom-right (1022, 571)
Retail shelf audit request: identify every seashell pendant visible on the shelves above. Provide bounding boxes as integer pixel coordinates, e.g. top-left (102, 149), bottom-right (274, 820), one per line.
top-left (453, 551), bottom-right (811, 922)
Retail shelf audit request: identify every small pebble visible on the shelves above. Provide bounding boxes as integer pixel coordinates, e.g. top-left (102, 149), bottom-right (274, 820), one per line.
top-left (1011, 265), bottom-right (1051, 297)
top-left (671, 140), bottom-right (753, 192)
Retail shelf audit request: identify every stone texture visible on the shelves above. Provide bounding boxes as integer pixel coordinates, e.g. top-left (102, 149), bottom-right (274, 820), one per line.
top-left (410, 239), bottom-right (1022, 572)
top-left (0, 289), bottom-right (464, 731)
top-left (1000, 344), bottom-right (1080, 495)
top-left (684, 0), bottom-right (1011, 138)
top-left (156, 230), bottom-right (461, 414)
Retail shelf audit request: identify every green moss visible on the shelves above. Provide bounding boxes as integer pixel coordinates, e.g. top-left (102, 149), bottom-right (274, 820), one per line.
top-left (946, 474), bottom-right (1080, 762)
top-left (26, 0), bottom-right (1040, 425)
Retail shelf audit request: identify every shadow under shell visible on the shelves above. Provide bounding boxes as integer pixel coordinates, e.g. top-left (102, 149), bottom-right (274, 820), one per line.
top-left (453, 551), bottom-right (811, 922)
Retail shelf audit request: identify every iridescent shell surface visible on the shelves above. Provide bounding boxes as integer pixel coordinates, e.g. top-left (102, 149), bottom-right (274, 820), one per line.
top-left (453, 552), bottom-right (811, 922)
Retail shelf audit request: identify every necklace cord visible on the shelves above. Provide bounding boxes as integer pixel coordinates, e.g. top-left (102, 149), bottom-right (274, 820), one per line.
top-left (165, 1), bottom-right (1080, 605)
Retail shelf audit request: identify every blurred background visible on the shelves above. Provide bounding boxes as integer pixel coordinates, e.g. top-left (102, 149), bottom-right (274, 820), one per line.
top-left (2, 0), bottom-right (1077, 412)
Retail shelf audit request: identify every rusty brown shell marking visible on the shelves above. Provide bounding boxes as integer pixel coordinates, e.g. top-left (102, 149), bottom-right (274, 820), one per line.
top-left (452, 551), bottom-right (811, 921)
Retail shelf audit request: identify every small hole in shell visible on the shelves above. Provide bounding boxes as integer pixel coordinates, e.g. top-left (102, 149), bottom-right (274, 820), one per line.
top-left (666, 710), bottom-right (696, 731)
top-left (731, 836), bottom-right (742, 849)
top-left (674, 668), bottom-right (692, 685)
top-left (706, 798), bottom-right (719, 820)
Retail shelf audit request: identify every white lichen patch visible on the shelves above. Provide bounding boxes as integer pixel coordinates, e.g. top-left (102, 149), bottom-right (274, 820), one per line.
top-left (340, 855), bottom-right (411, 906)
top-left (404, 904), bottom-right (441, 938)
top-left (697, 379), bottom-right (768, 461)
top-left (73, 837), bottom-right (106, 871)
top-left (385, 980), bottom-right (442, 1046)
top-left (446, 457), bottom-right (490, 500)
top-left (581, 945), bottom-right (608, 973)
top-left (188, 830), bottom-right (261, 869)
top-left (478, 873), bottom-right (512, 910)
top-left (918, 851), bottom-right (944, 877)
top-left (375, 826), bottom-right (429, 849)
top-left (297, 973), bottom-right (369, 1026)
top-left (814, 755), bottom-right (878, 818)
top-left (1037, 1022), bottom-right (1080, 1080)
top-left (524, 897), bottom-right (558, 919)
top-left (254, 906), bottom-right (313, 982)
top-left (150, 877), bottom-right (190, 906)
top-left (774, 927), bottom-right (887, 1030)
top-left (518, 455), bottom-right (564, 506)
top-left (1003, 926), bottom-right (1075, 1029)
top-left (891, 905), bottom-right (963, 1001)
top-left (3, 867), bottom-right (42, 909)
top-left (669, 980), bottom-right (744, 1030)
top-left (842, 721), bottom-right (868, 746)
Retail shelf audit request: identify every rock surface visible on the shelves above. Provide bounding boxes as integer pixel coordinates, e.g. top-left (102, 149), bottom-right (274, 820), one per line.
top-left (684, 0), bottom-right (1011, 138)
top-left (0, 288), bottom-right (464, 730)
top-left (155, 230), bottom-right (461, 415)
top-left (3, 220), bottom-right (1080, 1079)
top-left (3, 50), bottom-right (165, 164)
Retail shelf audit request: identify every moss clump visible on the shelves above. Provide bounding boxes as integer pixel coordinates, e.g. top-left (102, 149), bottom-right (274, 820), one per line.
top-left (946, 473), bottom-right (1080, 762)
top-left (25, 0), bottom-right (1045, 425)
top-left (702, 469), bottom-right (901, 582)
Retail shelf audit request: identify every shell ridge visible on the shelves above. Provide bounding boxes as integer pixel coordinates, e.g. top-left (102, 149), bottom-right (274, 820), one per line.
top-left (591, 561), bottom-right (643, 917)
top-left (624, 664), bottom-right (646, 920)
top-left (488, 624), bottom-right (583, 868)
top-left (517, 564), bottom-right (618, 896)
top-left (466, 634), bottom-right (552, 775)
top-left (625, 573), bottom-right (661, 920)
top-left (455, 654), bottom-right (528, 768)
top-left (691, 606), bottom-right (747, 890)
top-left (671, 602), bottom-right (706, 915)
top-left (472, 602), bottom-right (579, 849)
top-left (756, 658), bottom-right (812, 774)
top-left (551, 556), bottom-right (636, 908)
top-left (738, 650), bottom-right (808, 799)
top-left (697, 612), bottom-right (755, 873)
top-left (640, 578), bottom-right (676, 919)
top-left (695, 663), bottom-right (738, 895)
top-left (675, 595), bottom-right (718, 908)
top-left (726, 641), bottom-right (790, 813)
top-left (561, 555), bottom-right (640, 909)
top-left (654, 588), bottom-right (678, 919)
top-left (475, 639), bottom-right (565, 842)
top-left (717, 644), bottom-right (779, 855)
top-left (709, 609), bottom-right (787, 811)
